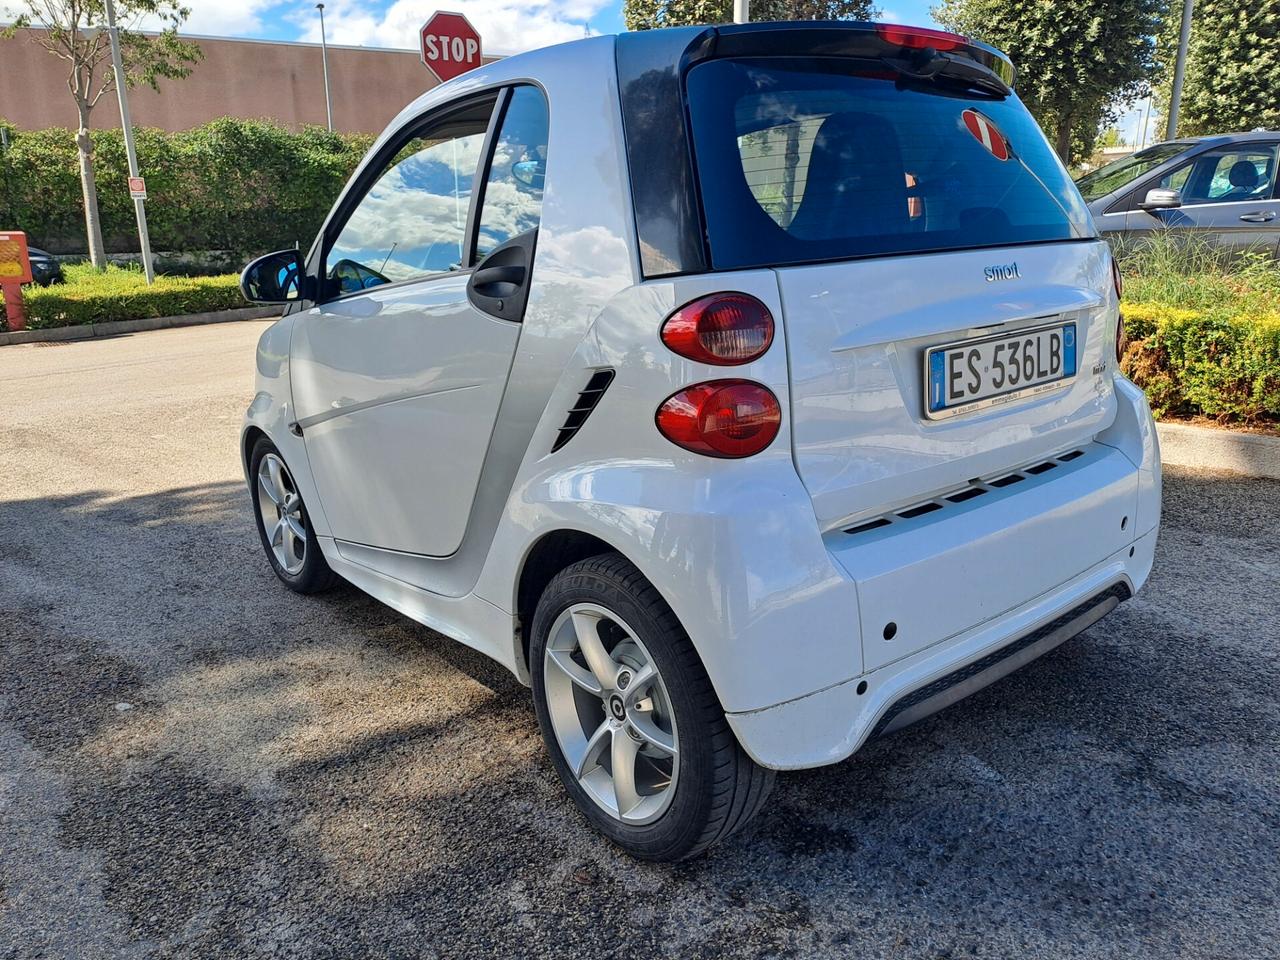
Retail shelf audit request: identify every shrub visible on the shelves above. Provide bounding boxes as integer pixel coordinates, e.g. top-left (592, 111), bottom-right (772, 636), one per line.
top-left (2, 263), bottom-right (244, 330)
top-left (0, 117), bottom-right (371, 263)
top-left (1121, 303), bottom-right (1280, 423)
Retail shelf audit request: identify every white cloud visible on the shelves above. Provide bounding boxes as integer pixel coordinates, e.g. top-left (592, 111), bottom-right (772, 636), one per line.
top-left (291, 0), bottom-right (609, 55)
top-left (133, 0), bottom-right (277, 37)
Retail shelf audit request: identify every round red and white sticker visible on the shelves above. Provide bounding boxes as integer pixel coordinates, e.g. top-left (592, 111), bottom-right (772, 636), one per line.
top-left (962, 109), bottom-right (1010, 161)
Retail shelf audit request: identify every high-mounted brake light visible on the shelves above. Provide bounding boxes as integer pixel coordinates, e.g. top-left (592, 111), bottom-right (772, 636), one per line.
top-left (655, 380), bottom-right (781, 458)
top-left (660, 293), bottom-right (774, 365)
top-left (875, 23), bottom-right (967, 52)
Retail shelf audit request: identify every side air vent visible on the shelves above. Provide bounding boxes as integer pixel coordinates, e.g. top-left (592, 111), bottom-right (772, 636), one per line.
top-left (843, 449), bottom-right (1088, 538)
top-left (551, 369), bottom-right (615, 452)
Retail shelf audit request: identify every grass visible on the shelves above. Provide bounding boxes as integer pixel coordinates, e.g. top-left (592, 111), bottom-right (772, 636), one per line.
top-left (1116, 231), bottom-right (1280, 315)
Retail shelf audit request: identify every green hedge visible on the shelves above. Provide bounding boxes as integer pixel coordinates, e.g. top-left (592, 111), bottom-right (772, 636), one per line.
top-left (1121, 302), bottom-right (1280, 424)
top-left (2, 264), bottom-right (244, 330)
top-left (0, 118), bottom-right (372, 262)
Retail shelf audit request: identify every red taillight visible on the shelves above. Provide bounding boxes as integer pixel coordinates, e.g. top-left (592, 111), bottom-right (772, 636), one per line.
top-left (1116, 313), bottom-right (1126, 364)
top-left (660, 293), bottom-right (774, 365)
top-left (655, 380), bottom-right (781, 458)
top-left (1111, 256), bottom-right (1124, 300)
top-left (876, 23), bottom-right (967, 51)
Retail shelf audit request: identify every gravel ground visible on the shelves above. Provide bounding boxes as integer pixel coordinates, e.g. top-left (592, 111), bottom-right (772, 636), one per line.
top-left (1, 322), bottom-right (1277, 960)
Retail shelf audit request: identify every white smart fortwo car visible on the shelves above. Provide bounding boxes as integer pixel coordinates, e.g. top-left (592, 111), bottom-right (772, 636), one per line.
top-left (240, 22), bottom-right (1161, 860)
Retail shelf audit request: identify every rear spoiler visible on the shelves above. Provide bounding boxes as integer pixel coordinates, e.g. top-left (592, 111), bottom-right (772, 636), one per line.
top-left (616, 21), bottom-right (1017, 279)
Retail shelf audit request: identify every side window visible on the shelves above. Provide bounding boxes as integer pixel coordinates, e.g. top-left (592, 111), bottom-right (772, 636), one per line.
top-left (1166, 147), bottom-right (1277, 205)
top-left (1159, 164), bottom-right (1193, 193)
top-left (474, 86), bottom-right (550, 260)
top-left (326, 105), bottom-right (493, 294)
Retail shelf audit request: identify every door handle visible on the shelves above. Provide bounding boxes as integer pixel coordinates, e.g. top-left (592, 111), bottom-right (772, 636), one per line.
top-left (1238, 211), bottom-right (1276, 223)
top-left (471, 263), bottom-right (525, 288)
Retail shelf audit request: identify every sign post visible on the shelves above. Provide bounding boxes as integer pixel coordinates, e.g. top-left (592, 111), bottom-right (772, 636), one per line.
top-left (420, 12), bottom-right (483, 84)
top-left (104, 0), bottom-right (156, 284)
top-left (0, 230), bottom-right (33, 332)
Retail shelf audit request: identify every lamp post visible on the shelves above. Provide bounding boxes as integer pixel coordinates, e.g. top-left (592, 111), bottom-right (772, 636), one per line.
top-left (317, 3), bottom-right (333, 133)
top-left (103, 0), bottom-right (155, 283)
top-left (1166, 0), bottom-right (1194, 140)
top-left (733, 0), bottom-right (749, 22)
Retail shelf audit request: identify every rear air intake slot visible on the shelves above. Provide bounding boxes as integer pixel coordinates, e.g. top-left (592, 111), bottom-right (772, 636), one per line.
top-left (946, 486), bottom-right (987, 504)
top-left (897, 502), bottom-right (942, 520)
top-left (988, 473), bottom-right (1024, 488)
top-left (842, 448), bottom-right (1090, 538)
top-left (846, 517), bottom-right (892, 535)
top-left (551, 369), bottom-right (615, 452)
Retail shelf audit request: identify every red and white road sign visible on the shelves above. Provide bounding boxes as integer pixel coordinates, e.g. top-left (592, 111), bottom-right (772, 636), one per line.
top-left (420, 11), bottom-right (482, 84)
top-left (961, 109), bottom-right (1009, 161)
top-left (128, 176), bottom-right (147, 199)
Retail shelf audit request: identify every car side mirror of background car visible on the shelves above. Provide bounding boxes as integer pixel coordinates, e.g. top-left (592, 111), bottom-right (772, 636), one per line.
top-left (1139, 188), bottom-right (1182, 212)
top-left (240, 249), bottom-right (310, 304)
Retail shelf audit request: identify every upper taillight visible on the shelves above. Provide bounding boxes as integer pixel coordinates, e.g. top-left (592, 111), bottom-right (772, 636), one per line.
top-left (655, 380), bottom-right (781, 458)
top-left (660, 293), bottom-right (774, 365)
top-left (1111, 256), bottom-right (1124, 301)
top-left (875, 23), bottom-right (967, 51)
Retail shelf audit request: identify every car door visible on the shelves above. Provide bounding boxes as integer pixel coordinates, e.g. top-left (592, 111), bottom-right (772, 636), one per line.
top-left (1139, 144), bottom-right (1280, 254)
top-left (289, 85), bottom-right (550, 557)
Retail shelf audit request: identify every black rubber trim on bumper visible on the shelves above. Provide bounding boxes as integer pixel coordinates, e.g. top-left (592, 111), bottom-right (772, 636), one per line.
top-left (869, 581), bottom-right (1133, 741)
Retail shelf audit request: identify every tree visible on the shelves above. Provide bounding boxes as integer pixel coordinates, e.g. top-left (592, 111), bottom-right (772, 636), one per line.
top-left (2, 1), bottom-right (200, 267)
top-left (1156, 0), bottom-right (1280, 136)
top-left (625, 0), bottom-right (878, 33)
top-left (933, 0), bottom-right (1164, 165)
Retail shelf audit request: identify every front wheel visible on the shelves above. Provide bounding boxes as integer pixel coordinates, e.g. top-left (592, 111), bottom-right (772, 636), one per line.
top-left (530, 554), bottom-right (774, 860)
top-left (249, 437), bottom-right (339, 594)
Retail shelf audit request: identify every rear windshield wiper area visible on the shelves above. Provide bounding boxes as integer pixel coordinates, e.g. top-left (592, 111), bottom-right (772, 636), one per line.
top-left (882, 48), bottom-right (1012, 98)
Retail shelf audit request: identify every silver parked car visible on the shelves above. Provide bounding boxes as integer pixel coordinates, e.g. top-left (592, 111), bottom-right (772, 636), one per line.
top-left (1078, 132), bottom-right (1280, 253)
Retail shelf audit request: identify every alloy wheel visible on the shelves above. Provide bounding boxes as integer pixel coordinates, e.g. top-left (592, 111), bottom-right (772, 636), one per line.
top-left (256, 452), bottom-right (307, 575)
top-left (543, 602), bottom-right (680, 825)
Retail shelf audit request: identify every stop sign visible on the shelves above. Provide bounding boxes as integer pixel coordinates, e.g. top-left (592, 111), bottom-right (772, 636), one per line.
top-left (420, 11), bottom-right (483, 83)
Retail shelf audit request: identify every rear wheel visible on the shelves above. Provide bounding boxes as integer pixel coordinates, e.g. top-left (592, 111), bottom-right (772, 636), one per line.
top-left (249, 437), bottom-right (339, 594)
top-left (530, 553), bottom-right (774, 860)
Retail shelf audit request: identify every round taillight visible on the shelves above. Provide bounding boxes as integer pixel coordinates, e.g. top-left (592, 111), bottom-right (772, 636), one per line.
top-left (660, 293), bottom-right (774, 365)
top-left (655, 380), bottom-right (781, 458)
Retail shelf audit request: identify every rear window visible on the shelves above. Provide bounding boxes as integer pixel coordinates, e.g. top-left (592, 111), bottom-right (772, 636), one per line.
top-left (685, 59), bottom-right (1094, 270)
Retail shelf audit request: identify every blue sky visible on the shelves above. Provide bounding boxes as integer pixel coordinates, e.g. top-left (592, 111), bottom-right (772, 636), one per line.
top-left (178, 0), bottom-right (942, 57)
top-left (174, 0), bottom-right (1153, 144)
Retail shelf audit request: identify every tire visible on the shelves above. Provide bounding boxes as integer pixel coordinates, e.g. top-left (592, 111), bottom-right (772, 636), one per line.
top-left (248, 437), bottom-right (340, 595)
top-left (530, 553), bottom-right (774, 860)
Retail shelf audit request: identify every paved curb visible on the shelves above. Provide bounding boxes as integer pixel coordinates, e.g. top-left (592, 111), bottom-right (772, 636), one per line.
top-left (0, 306), bottom-right (278, 346)
top-left (1158, 421), bottom-right (1280, 479)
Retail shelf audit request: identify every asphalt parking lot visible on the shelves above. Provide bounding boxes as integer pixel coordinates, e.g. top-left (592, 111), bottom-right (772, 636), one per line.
top-left (2, 321), bottom-right (1277, 959)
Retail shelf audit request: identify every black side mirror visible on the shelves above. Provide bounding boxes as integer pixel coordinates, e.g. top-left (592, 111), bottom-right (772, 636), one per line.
top-left (240, 249), bottom-right (309, 304)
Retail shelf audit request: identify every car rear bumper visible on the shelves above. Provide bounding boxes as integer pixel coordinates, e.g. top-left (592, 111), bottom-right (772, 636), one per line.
top-left (724, 375), bottom-right (1160, 770)
top-left (726, 528), bottom-right (1154, 770)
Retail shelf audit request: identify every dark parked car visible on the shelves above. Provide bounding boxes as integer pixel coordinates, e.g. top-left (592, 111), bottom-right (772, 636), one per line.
top-left (27, 247), bottom-right (64, 285)
top-left (1077, 131), bottom-right (1280, 253)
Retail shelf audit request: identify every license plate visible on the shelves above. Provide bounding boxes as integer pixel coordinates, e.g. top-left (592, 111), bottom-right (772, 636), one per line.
top-left (925, 322), bottom-right (1077, 420)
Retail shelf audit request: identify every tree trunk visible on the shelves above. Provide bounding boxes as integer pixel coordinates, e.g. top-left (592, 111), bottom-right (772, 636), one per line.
top-left (1054, 113), bottom-right (1073, 164)
top-left (75, 102), bottom-right (106, 269)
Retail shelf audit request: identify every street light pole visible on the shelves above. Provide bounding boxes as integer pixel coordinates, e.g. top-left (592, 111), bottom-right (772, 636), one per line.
top-left (1166, 0), bottom-right (1194, 140)
top-left (317, 3), bottom-right (333, 133)
top-left (103, 0), bottom-right (155, 284)
top-left (733, 0), bottom-right (749, 23)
